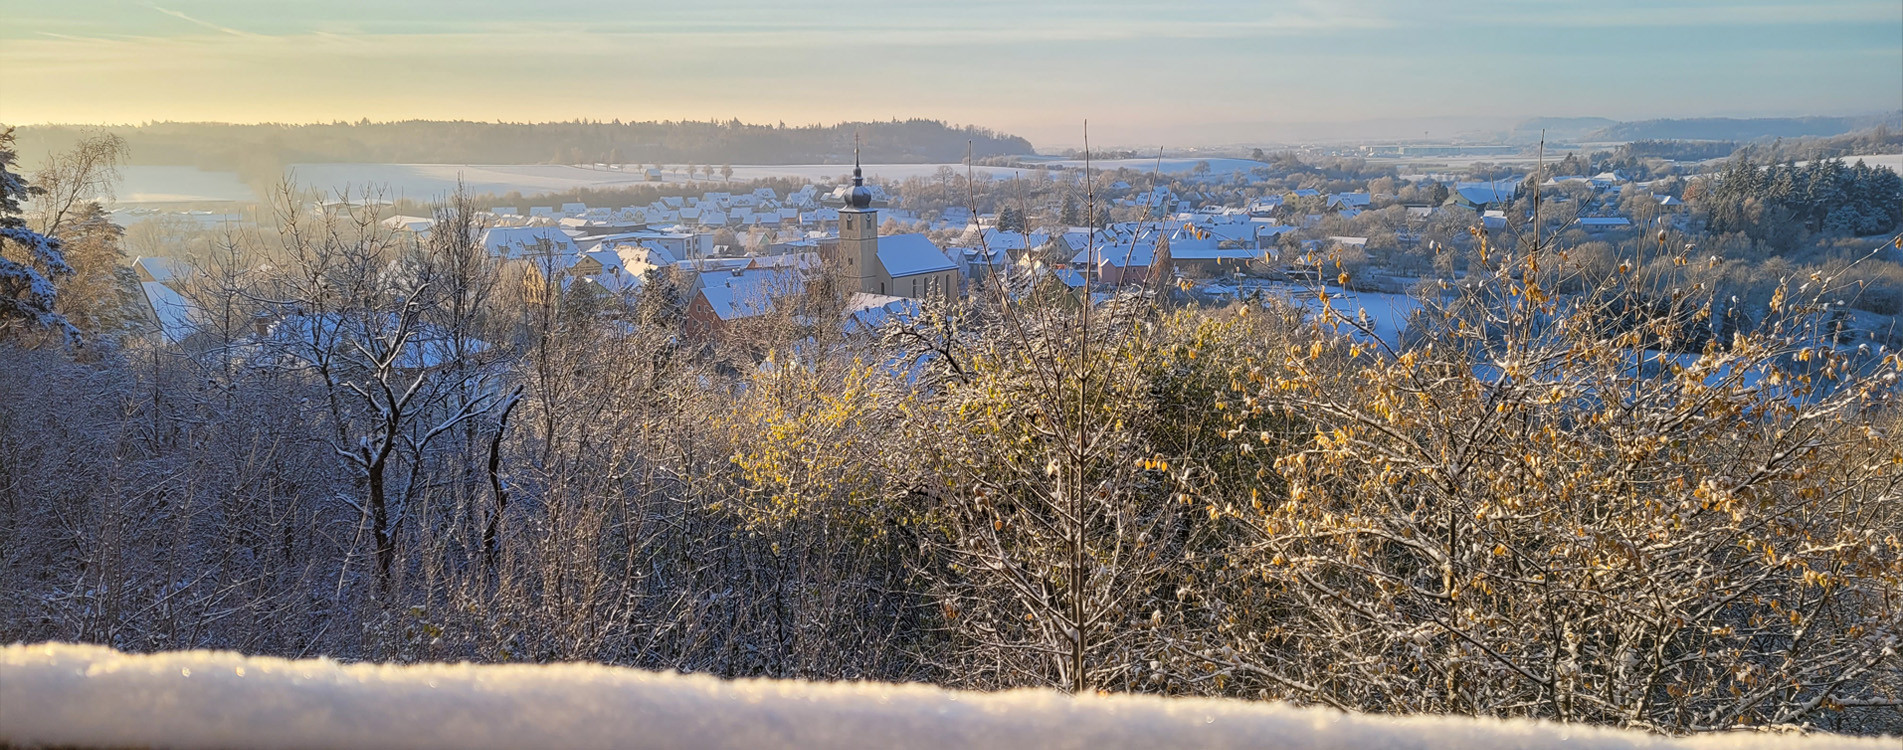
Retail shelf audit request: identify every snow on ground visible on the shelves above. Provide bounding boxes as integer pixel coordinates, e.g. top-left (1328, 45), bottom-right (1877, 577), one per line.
top-left (120, 156), bottom-right (1285, 206)
top-left (2, 643), bottom-right (1884, 750)
top-left (1035, 157), bottom-right (1267, 176)
top-left (283, 163), bottom-right (1037, 199)
top-left (113, 166), bottom-right (257, 203)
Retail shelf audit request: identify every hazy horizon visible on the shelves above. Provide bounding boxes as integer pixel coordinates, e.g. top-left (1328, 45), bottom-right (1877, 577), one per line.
top-left (5, 0), bottom-right (1900, 148)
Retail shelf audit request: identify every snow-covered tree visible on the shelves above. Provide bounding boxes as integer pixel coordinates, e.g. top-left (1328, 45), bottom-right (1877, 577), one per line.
top-left (0, 128), bottom-right (76, 341)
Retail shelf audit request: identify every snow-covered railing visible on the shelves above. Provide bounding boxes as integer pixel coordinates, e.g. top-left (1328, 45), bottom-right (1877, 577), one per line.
top-left (0, 643), bottom-right (1886, 750)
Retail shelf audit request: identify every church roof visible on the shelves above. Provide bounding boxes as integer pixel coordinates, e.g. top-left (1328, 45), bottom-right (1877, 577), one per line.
top-left (876, 234), bottom-right (956, 277)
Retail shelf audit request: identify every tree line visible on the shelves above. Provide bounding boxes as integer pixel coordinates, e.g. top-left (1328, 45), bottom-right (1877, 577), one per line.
top-left (10, 118), bottom-right (1035, 190)
top-left (1697, 157), bottom-right (1903, 248)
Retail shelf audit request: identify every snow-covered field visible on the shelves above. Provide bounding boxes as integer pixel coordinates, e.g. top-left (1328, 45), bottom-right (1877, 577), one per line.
top-left (285, 162), bottom-right (1040, 199)
top-left (114, 156), bottom-right (1282, 206)
top-left (1033, 157), bottom-right (1268, 176)
top-left (4, 643), bottom-right (1880, 750)
top-left (114, 166), bottom-right (256, 203)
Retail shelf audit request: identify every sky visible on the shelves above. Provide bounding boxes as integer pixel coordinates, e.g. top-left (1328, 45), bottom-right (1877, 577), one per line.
top-left (2, 0), bottom-right (1899, 147)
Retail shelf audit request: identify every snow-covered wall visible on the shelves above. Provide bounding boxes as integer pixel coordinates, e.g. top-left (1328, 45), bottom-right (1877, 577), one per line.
top-left (0, 643), bottom-right (1887, 750)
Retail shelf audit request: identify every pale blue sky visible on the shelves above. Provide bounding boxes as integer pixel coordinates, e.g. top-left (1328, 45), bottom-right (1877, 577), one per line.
top-left (2, 0), bottom-right (1898, 146)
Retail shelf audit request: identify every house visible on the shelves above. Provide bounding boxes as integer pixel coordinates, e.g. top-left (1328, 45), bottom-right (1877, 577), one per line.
top-left (683, 268), bottom-right (804, 338)
top-left (1453, 179), bottom-right (1523, 211)
top-left (561, 202), bottom-right (588, 216)
top-left (1168, 236), bottom-right (1267, 276)
top-left (566, 249), bottom-right (631, 279)
top-left (843, 293), bottom-right (920, 335)
top-left (381, 215), bottom-right (435, 236)
top-left (1255, 225), bottom-right (1296, 249)
top-left (954, 247), bottom-right (1011, 286)
top-left (262, 314), bottom-right (488, 373)
top-left (1327, 193), bottom-right (1372, 211)
top-left (1070, 237), bottom-right (1160, 287)
top-left (610, 246), bottom-right (680, 279)
top-left (481, 227), bottom-right (579, 261)
top-left (747, 253), bottom-right (823, 274)
top-left (133, 256), bottom-right (190, 285)
top-left (1577, 217), bottom-right (1632, 233)
top-left (140, 280), bottom-right (198, 343)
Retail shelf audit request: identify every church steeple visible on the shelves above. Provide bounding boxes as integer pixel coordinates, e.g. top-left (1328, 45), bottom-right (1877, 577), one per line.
top-left (844, 137), bottom-right (873, 210)
top-left (839, 132), bottom-right (880, 294)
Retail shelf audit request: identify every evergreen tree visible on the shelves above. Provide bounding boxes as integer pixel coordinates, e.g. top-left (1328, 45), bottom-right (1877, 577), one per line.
top-left (997, 206), bottom-right (1025, 234)
top-left (0, 128), bottom-right (76, 340)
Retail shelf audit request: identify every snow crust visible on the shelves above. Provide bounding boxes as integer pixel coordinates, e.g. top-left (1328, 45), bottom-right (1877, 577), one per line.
top-left (1, 643), bottom-right (1887, 750)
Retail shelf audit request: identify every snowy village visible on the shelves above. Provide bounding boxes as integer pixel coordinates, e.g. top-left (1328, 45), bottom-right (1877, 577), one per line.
top-left (4, 2), bottom-right (1903, 749)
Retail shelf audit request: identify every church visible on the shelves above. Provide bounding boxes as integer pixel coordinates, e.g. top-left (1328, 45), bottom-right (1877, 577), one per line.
top-left (834, 156), bottom-right (959, 300)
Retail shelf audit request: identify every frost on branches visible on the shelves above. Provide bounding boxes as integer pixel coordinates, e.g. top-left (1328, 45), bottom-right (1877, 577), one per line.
top-left (0, 190), bottom-right (1897, 742)
top-left (1159, 230), bottom-right (1903, 732)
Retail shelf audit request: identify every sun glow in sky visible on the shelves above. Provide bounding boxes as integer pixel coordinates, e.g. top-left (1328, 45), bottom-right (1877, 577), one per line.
top-left (3, 0), bottom-right (1899, 146)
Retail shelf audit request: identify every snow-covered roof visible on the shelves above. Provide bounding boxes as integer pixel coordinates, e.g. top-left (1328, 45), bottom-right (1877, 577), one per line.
top-left (876, 234), bottom-right (956, 278)
top-left (614, 245), bottom-right (679, 270)
top-left (481, 227), bottom-right (579, 258)
top-left (577, 249), bottom-right (627, 273)
top-left (381, 215), bottom-right (435, 234)
top-left (1167, 239), bottom-right (1264, 262)
top-left (1578, 217), bottom-right (1632, 228)
top-left (1072, 238), bottom-right (1159, 269)
top-left (1327, 193), bottom-right (1372, 209)
top-left (577, 272), bottom-right (644, 294)
top-left (133, 256), bottom-right (190, 284)
top-left (697, 269), bottom-right (803, 321)
top-left (1454, 178), bottom-right (1523, 206)
top-left (265, 314), bottom-right (487, 370)
top-left (748, 253), bottom-right (822, 273)
top-left (978, 230), bottom-right (1048, 253)
top-left (141, 281), bottom-right (197, 342)
top-left (843, 293), bottom-right (919, 334)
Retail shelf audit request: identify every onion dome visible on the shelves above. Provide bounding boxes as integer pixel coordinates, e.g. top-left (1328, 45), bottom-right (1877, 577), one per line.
top-left (844, 144), bottom-right (873, 209)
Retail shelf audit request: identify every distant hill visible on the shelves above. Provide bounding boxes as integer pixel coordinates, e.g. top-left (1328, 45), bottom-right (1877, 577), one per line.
top-left (1505, 117), bottom-right (1619, 143)
top-left (1587, 113), bottom-right (1902, 143)
top-left (10, 119), bottom-right (1036, 188)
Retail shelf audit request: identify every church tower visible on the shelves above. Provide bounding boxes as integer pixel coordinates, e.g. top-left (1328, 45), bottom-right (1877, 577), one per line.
top-left (838, 142), bottom-right (880, 294)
